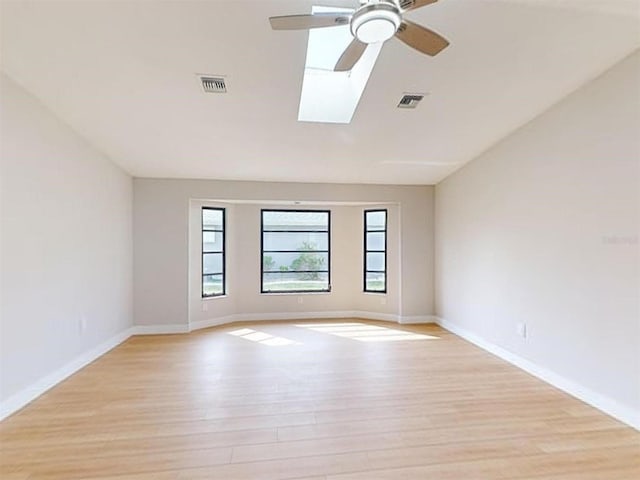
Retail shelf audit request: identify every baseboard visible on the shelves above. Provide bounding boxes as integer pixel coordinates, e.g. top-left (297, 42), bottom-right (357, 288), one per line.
top-left (131, 324), bottom-right (190, 335)
top-left (189, 314), bottom-right (238, 331)
top-left (352, 311), bottom-right (401, 323)
top-left (435, 317), bottom-right (640, 431)
top-left (189, 311), bottom-right (353, 331)
top-left (189, 310), bottom-right (436, 331)
top-left (235, 310), bottom-right (359, 323)
top-left (399, 315), bottom-right (439, 324)
top-left (0, 328), bottom-right (133, 421)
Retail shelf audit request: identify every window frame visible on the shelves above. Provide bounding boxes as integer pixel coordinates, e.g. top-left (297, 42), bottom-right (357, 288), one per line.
top-left (363, 209), bottom-right (387, 294)
top-left (260, 209), bottom-right (331, 294)
top-left (201, 207), bottom-right (226, 298)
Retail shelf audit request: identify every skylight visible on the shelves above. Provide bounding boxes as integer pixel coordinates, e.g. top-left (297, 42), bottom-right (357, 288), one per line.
top-left (298, 6), bottom-right (383, 124)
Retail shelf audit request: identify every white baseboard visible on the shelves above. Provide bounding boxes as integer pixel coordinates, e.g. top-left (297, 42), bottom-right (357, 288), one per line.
top-left (435, 317), bottom-right (640, 431)
top-left (189, 310), bottom-right (436, 331)
top-left (351, 311), bottom-right (400, 323)
top-left (131, 324), bottom-right (190, 335)
top-left (189, 311), bottom-right (355, 331)
top-left (189, 314), bottom-right (238, 331)
top-left (399, 315), bottom-right (439, 324)
top-left (235, 310), bottom-right (359, 323)
top-left (130, 312), bottom-right (407, 335)
top-left (0, 328), bottom-right (134, 421)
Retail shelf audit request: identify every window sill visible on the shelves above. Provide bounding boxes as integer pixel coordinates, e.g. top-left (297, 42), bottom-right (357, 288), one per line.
top-left (202, 295), bottom-right (228, 301)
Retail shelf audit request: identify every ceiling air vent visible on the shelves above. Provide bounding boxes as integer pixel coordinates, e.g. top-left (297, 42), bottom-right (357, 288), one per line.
top-left (398, 0), bottom-right (419, 10)
top-left (200, 76), bottom-right (227, 93)
top-left (397, 94), bottom-right (424, 109)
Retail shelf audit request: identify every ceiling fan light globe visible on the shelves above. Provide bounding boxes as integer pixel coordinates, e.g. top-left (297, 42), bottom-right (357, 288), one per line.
top-left (356, 18), bottom-right (396, 43)
top-left (350, 3), bottom-right (401, 44)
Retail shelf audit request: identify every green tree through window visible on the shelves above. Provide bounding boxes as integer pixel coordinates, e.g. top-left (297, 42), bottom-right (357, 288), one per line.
top-left (261, 210), bottom-right (330, 293)
top-left (290, 241), bottom-right (325, 280)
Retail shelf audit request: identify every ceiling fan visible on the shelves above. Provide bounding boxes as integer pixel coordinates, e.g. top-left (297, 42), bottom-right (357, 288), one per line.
top-left (269, 0), bottom-right (449, 71)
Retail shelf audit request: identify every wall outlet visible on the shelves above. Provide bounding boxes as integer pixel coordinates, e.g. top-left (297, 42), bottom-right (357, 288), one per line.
top-left (202, 302), bottom-right (209, 312)
top-left (380, 297), bottom-right (387, 305)
top-left (297, 296), bottom-right (304, 304)
top-left (79, 315), bottom-right (87, 334)
top-left (516, 322), bottom-right (527, 339)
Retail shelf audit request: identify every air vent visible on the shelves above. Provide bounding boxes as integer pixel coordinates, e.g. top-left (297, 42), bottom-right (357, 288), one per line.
top-left (200, 76), bottom-right (227, 93)
top-left (397, 94), bottom-right (424, 109)
top-left (398, 0), bottom-right (417, 10)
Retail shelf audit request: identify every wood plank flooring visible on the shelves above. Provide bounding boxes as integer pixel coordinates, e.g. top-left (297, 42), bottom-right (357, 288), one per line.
top-left (1, 320), bottom-right (638, 479)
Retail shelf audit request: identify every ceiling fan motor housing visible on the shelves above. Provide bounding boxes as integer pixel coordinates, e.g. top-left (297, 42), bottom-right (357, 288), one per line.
top-left (351, 2), bottom-right (402, 44)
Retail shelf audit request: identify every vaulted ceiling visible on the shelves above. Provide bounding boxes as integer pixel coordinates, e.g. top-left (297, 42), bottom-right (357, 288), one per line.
top-left (1, 0), bottom-right (639, 185)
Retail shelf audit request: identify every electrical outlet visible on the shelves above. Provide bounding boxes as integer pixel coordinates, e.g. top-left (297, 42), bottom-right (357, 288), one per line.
top-left (79, 315), bottom-right (87, 334)
top-left (297, 296), bottom-right (304, 304)
top-left (202, 302), bottom-right (208, 312)
top-left (380, 297), bottom-right (387, 305)
top-left (517, 322), bottom-right (527, 339)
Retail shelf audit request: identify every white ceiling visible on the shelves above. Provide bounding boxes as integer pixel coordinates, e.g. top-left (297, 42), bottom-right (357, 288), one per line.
top-left (1, 0), bottom-right (639, 185)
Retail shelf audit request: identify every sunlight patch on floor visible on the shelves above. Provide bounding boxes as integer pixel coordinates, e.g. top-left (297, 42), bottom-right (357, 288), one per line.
top-left (227, 328), bottom-right (299, 346)
top-left (296, 322), bottom-right (439, 342)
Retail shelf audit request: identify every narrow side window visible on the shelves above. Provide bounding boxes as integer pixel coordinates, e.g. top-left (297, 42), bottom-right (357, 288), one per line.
top-left (364, 209), bottom-right (387, 293)
top-left (202, 207), bottom-right (225, 297)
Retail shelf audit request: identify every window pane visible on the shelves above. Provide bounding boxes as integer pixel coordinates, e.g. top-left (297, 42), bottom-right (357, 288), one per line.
top-left (203, 231), bottom-right (223, 252)
top-left (203, 252), bottom-right (223, 275)
top-left (203, 274), bottom-right (223, 296)
top-left (203, 209), bottom-right (223, 230)
top-left (366, 252), bottom-right (385, 271)
top-left (364, 209), bottom-right (386, 293)
top-left (202, 208), bottom-right (225, 297)
top-left (366, 211), bottom-right (386, 230)
top-left (366, 232), bottom-right (385, 251)
top-left (263, 211), bottom-right (329, 231)
top-left (365, 272), bottom-right (385, 292)
top-left (263, 252), bottom-right (328, 272)
top-left (262, 210), bottom-right (330, 293)
top-left (263, 272), bottom-right (329, 292)
top-left (263, 231), bottom-right (328, 251)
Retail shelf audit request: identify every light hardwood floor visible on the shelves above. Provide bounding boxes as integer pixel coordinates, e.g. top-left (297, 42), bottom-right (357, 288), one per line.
top-left (1, 320), bottom-right (638, 479)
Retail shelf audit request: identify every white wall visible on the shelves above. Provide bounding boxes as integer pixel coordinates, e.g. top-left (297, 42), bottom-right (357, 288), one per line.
top-left (0, 75), bottom-right (133, 405)
top-left (435, 51), bottom-right (640, 425)
top-left (134, 180), bottom-right (434, 328)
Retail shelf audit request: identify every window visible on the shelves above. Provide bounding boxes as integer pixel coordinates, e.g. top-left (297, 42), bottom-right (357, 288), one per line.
top-left (261, 210), bottom-right (330, 293)
top-left (202, 207), bottom-right (225, 297)
top-left (364, 209), bottom-right (387, 293)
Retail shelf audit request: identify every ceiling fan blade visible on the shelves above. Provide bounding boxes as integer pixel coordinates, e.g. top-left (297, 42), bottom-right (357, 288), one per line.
top-left (398, 0), bottom-right (439, 12)
top-left (395, 20), bottom-right (449, 56)
top-left (334, 38), bottom-right (368, 71)
top-left (269, 13), bottom-right (351, 30)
